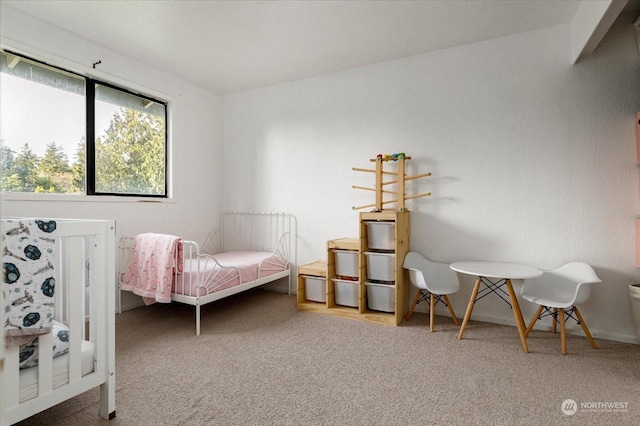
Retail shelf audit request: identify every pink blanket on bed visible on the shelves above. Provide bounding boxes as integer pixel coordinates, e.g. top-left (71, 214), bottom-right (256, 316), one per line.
top-left (121, 233), bottom-right (182, 305)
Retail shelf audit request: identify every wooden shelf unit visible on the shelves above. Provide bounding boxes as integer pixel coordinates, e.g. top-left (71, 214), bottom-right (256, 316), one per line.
top-left (296, 211), bottom-right (410, 326)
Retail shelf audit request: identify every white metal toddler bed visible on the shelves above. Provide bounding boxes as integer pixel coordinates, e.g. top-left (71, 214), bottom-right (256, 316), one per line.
top-left (1, 218), bottom-right (116, 425)
top-left (118, 212), bottom-right (296, 335)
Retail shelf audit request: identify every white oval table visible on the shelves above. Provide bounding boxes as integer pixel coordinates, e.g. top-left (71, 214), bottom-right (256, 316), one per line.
top-left (450, 261), bottom-right (542, 353)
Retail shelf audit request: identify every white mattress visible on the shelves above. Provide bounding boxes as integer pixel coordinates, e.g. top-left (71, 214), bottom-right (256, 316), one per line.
top-left (19, 340), bottom-right (96, 403)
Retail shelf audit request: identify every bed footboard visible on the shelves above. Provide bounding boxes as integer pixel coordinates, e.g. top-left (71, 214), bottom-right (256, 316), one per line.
top-left (1, 219), bottom-right (116, 425)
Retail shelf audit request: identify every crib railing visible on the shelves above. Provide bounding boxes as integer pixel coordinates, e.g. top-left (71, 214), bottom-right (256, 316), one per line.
top-left (1, 218), bottom-right (116, 425)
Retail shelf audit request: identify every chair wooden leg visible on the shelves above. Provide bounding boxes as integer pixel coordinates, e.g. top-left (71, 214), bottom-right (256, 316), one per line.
top-left (406, 291), bottom-right (421, 321)
top-left (574, 306), bottom-right (598, 349)
top-left (443, 295), bottom-right (460, 326)
top-left (559, 309), bottom-right (567, 355)
top-left (525, 305), bottom-right (544, 337)
top-left (429, 294), bottom-right (435, 332)
top-left (552, 308), bottom-right (558, 333)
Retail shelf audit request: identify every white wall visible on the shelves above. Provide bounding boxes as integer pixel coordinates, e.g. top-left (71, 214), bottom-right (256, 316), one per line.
top-left (0, 6), bottom-right (224, 310)
top-left (223, 12), bottom-right (640, 343)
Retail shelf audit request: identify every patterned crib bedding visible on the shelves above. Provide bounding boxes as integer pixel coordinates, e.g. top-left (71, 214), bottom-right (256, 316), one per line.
top-left (174, 251), bottom-right (288, 297)
top-left (19, 320), bottom-right (70, 369)
top-left (2, 218), bottom-right (58, 346)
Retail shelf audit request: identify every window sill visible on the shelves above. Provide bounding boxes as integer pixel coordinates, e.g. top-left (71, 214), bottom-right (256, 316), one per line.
top-left (1, 193), bottom-right (174, 204)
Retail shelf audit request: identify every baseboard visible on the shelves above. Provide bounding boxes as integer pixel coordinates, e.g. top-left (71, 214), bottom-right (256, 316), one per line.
top-left (421, 306), bottom-right (640, 345)
top-left (261, 276), bottom-right (290, 293)
top-left (262, 284), bottom-right (289, 294)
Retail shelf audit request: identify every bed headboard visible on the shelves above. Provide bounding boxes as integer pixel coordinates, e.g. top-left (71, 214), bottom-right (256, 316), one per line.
top-left (221, 211), bottom-right (295, 259)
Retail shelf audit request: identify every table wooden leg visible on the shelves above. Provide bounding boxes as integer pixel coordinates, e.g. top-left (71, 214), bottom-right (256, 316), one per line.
top-left (506, 279), bottom-right (529, 353)
top-left (458, 276), bottom-right (482, 340)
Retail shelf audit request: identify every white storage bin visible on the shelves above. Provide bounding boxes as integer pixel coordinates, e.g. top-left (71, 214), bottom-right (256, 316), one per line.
top-left (303, 275), bottom-right (326, 303)
top-left (364, 251), bottom-right (395, 282)
top-left (366, 281), bottom-right (395, 312)
top-left (333, 250), bottom-right (359, 278)
top-left (365, 221), bottom-right (395, 251)
top-left (333, 278), bottom-right (359, 308)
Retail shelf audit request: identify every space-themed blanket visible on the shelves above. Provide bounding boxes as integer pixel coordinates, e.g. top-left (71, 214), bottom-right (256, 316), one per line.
top-left (2, 218), bottom-right (57, 347)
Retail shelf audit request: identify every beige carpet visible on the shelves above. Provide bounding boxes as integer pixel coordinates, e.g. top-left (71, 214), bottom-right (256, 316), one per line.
top-left (16, 289), bottom-right (640, 425)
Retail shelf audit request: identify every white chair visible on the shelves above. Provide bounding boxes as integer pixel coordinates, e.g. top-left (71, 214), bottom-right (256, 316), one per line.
top-left (403, 252), bottom-right (460, 331)
top-left (520, 262), bottom-right (601, 354)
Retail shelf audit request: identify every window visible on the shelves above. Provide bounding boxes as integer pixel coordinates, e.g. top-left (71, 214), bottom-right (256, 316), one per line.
top-left (0, 51), bottom-right (167, 197)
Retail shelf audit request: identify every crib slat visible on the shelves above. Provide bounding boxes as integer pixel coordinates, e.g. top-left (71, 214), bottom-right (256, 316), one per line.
top-left (4, 345), bottom-right (20, 409)
top-left (54, 237), bottom-right (66, 325)
top-left (67, 235), bottom-right (84, 382)
top-left (37, 333), bottom-right (54, 396)
top-left (88, 235), bottom-right (97, 343)
top-left (92, 233), bottom-right (106, 376)
top-left (95, 227), bottom-right (116, 419)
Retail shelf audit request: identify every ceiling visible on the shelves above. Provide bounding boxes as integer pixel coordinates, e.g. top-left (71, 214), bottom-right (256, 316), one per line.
top-left (1, 1), bottom-right (636, 95)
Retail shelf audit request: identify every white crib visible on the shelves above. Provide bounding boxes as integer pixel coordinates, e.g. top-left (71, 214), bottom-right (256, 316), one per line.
top-left (1, 219), bottom-right (116, 425)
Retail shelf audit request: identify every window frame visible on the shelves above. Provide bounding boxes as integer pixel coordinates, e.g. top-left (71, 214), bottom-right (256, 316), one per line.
top-left (1, 49), bottom-right (169, 199)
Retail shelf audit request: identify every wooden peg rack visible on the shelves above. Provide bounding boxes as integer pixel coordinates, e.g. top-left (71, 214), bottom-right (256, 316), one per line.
top-left (352, 153), bottom-right (431, 211)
